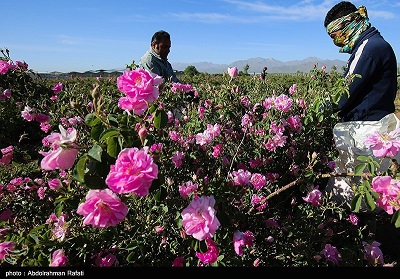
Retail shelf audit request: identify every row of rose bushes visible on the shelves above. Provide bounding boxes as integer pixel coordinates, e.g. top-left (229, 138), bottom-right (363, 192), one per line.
top-left (0, 48), bottom-right (399, 266)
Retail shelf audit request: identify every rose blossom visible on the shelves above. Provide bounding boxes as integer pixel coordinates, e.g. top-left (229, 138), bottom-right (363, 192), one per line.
top-left (227, 67), bottom-right (238, 78)
top-left (52, 82), bottom-right (63, 94)
top-left (233, 230), bottom-right (255, 256)
top-left (48, 178), bottom-right (62, 191)
top-left (39, 125), bottom-right (78, 170)
top-left (320, 244), bottom-right (341, 265)
top-left (106, 147), bottom-right (158, 196)
top-left (0, 145), bottom-right (13, 165)
top-left (365, 128), bottom-right (400, 158)
top-left (181, 195), bottom-right (221, 241)
top-left (195, 238), bottom-right (219, 265)
top-left (50, 249), bottom-right (68, 266)
top-left (371, 176), bottom-right (400, 214)
top-left (94, 252), bottom-right (117, 267)
top-left (250, 173), bottom-right (266, 190)
top-left (363, 241), bottom-right (384, 266)
top-left (76, 189), bottom-right (128, 228)
top-left (21, 105), bottom-right (36, 121)
top-left (116, 68), bottom-right (162, 115)
top-left (0, 241), bottom-right (15, 260)
top-left (0, 60), bottom-right (10, 74)
top-left (302, 186), bottom-right (322, 206)
top-left (172, 256), bottom-right (185, 267)
top-left (46, 213), bottom-right (69, 241)
top-left (231, 168), bottom-right (252, 186)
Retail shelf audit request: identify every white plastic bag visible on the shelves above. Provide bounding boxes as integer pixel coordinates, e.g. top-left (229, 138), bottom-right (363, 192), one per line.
top-left (325, 113), bottom-right (400, 207)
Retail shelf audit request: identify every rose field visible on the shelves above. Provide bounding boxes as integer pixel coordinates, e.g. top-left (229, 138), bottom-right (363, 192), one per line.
top-left (1, 48), bottom-right (400, 267)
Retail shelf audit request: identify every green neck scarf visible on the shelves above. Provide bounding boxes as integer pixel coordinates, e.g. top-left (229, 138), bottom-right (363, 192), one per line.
top-left (326, 5), bottom-right (371, 53)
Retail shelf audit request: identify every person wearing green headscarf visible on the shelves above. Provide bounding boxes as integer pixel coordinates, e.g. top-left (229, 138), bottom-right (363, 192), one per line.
top-left (324, 1), bottom-right (400, 260)
top-left (324, 1), bottom-right (397, 122)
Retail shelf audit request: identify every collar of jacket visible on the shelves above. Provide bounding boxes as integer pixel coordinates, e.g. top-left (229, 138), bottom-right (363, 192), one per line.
top-left (149, 48), bottom-right (168, 62)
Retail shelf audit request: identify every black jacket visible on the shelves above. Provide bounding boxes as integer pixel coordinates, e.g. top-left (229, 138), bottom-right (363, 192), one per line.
top-left (337, 27), bottom-right (398, 122)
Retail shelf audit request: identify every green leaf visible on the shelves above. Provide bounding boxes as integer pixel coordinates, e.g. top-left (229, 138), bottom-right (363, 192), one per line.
top-left (148, 104), bottom-right (157, 114)
top-left (29, 224), bottom-right (45, 235)
top-left (356, 155), bottom-right (369, 162)
top-left (392, 211), bottom-right (400, 228)
top-left (29, 233), bottom-right (40, 244)
top-left (350, 194), bottom-right (362, 212)
top-left (153, 109), bottom-right (168, 129)
top-left (153, 189), bottom-right (161, 202)
top-left (91, 124), bottom-right (104, 141)
top-left (54, 202), bottom-right (64, 217)
top-left (126, 252), bottom-right (136, 262)
top-left (371, 191), bottom-right (380, 199)
top-left (364, 191), bottom-right (376, 211)
top-left (99, 129), bottom-right (120, 143)
top-left (367, 161), bottom-right (376, 175)
top-left (354, 163), bottom-right (367, 176)
top-left (74, 155), bottom-right (88, 182)
top-left (88, 144), bottom-right (103, 162)
top-left (85, 113), bottom-right (101, 127)
top-left (304, 170), bottom-right (313, 178)
top-left (107, 114), bottom-right (119, 127)
top-left (107, 137), bottom-right (119, 158)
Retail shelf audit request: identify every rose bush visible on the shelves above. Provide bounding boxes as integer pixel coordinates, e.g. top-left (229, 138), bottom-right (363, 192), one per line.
top-left (1, 48), bottom-right (399, 267)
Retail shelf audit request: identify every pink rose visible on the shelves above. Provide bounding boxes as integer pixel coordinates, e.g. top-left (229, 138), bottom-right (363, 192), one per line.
top-left (250, 173), bottom-right (266, 190)
top-left (302, 186), bottom-right (322, 206)
top-left (0, 241), bottom-right (15, 260)
top-left (51, 82), bottom-right (63, 94)
top-left (116, 68), bottom-right (162, 114)
top-left (95, 253), bottom-right (117, 267)
top-left (0, 145), bottom-right (13, 165)
top-left (363, 241), bottom-right (384, 265)
top-left (35, 113), bottom-right (51, 124)
top-left (21, 105), bottom-right (36, 121)
top-left (76, 188), bottom-right (128, 228)
top-left (50, 249), bottom-right (68, 266)
top-left (195, 238), bottom-right (219, 265)
top-left (39, 125), bottom-right (78, 171)
top-left (231, 168), bottom-right (252, 186)
top-left (117, 68), bottom-right (161, 99)
top-left (365, 128), bottom-right (400, 158)
top-left (181, 195), bottom-right (221, 241)
top-left (233, 230), bottom-right (254, 256)
top-left (227, 67), bottom-right (238, 78)
top-left (320, 244), bottom-right (341, 265)
top-left (106, 147), bottom-right (158, 196)
top-left (371, 176), bottom-right (400, 214)
top-left (117, 95), bottom-right (150, 115)
top-left (48, 178), bottom-right (62, 190)
top-left (172, 256), bottom-right (185, 267)
top-left (40, 148), bottom-right (78, 170)
top-left (0, 60), bottom-right (10, 74)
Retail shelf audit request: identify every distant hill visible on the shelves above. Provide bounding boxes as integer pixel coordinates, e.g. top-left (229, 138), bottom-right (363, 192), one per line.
top-left (38, 57), bottom-right (400, 78)
top-left (172, 57), bottom-right (348, 74)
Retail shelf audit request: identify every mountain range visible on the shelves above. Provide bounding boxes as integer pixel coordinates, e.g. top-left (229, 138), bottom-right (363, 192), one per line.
top-left (172, 56), bottom-right (348, 74)
top-left (41, 56), bottom-right (400, 77)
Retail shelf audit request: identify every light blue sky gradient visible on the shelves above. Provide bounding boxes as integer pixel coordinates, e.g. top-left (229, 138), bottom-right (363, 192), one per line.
top-left (2, 0), bottom-right (399, 72)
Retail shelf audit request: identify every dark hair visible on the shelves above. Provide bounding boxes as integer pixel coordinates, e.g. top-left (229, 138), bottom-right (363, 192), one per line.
top-left (324, 1), bottom-right (357, 27)
top-left (151, 30), bottom-right (171, 44)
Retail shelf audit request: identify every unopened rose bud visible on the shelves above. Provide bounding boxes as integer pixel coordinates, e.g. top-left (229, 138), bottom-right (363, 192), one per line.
top-left (139, 127), bottom-right (147, 139)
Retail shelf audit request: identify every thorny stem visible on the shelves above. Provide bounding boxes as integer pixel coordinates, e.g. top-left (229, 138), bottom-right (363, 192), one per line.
top-left (227, 126), bottom-right (248, 178)
top-left (247, 171), bottom-right (374, 215)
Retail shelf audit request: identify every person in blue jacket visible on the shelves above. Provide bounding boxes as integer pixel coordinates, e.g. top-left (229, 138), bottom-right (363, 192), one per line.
top-left (324, 1), bottom-right (397, 122)
top-left (324, 1), bottom-right (400, 259)
top-left (138, 30), bottom-right (180, 83)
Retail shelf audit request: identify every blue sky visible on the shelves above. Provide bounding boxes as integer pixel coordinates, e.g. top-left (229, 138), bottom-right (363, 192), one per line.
top-left (2, 0), bottom-right (399, 73)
